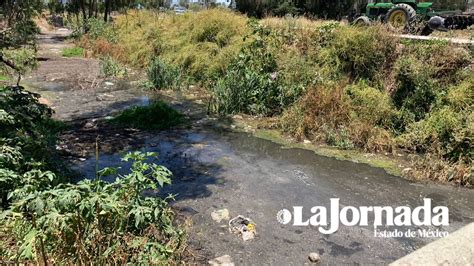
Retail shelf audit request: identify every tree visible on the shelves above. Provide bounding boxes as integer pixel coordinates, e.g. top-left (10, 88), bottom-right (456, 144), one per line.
top-left (0, 0), bottom-right (43, 83)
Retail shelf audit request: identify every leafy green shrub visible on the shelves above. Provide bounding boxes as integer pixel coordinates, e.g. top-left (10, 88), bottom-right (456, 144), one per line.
top-left (318, 26), bottom-right (397, 81)
top-left (100, 56), bottom-right (128, 78)
top-left (0, 15), bottom-right (39, 48)
top-left (400, 41), bottom-right (471, 84)
top-left (111, 101), bottom-right (184, 129)
top-left (0, 86), bottom-right (68, 209)
top-left (446, 77), bottom-right (473, 111)
top-left (400, 107), bottom-right (471, 161)
top-left (210, 21), bottom-right (301, 116)
top-left (281, 82), bottom-right (396, 152)
top-left (281, 83), bottom-right (350, 141)
top-left (393, 56), bottom-right (438, 122)
top-left (146, 58), bottom-right (181, 90)
top-left (324, 126), bottom-right (354, 150)
top-left (86, 18), bottom-right (118, 43)
top-left (2, 152), bottom-right (184, 263)
top-left (0, 86), bottom-right (184, 262)
top-left (61, 47), bottom-right (84, 57)
top-left (345, 82), bottom-right (396, 127)
top-left (1, 48), bottom-right (37, 75)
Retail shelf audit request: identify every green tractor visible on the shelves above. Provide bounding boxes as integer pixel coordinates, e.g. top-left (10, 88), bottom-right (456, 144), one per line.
top-left (351, 0), bottom-right (474, 35)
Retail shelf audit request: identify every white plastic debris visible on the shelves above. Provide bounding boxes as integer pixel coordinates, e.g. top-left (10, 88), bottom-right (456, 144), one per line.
top-left (229, 215), bottom-right (256, 241)
top-left (211, 209), bottom-right (230, 223)
top-left (208, 254), bottom-right (234, 266)
top-left (308, 252), bottom-right (321, 263)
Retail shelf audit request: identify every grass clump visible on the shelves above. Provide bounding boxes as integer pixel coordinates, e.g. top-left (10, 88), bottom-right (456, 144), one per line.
top-left (84, 9), bottom-right (248, 81)
top-left (111, 101), bottom-right (184, 129)
top-left (100, 56), bottom-right (127, 78)
top-left (146, 57), bottom-right (181, 90)
top-left (210, 21), bottom-right (282, 115)
top-left (61, 47), bottom-right (84, 57)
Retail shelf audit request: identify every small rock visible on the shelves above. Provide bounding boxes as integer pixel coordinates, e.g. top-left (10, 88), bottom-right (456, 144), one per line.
top-left (308, 252), bottom-right (321, 263)
top-left (242, 230), bottom-right (255, 241)
top-left (230, 125), bottom-right (236, 129)
top-left (84, 122), bottom-right (94, 129)
top-left (208, 255), bottom-right (234, 266)
top-left (232, 115), bottom-right (243, 120)
top-left (303, 139), bottom-right (311, 144)
top-left (211, 209), bottom-right (230, 223)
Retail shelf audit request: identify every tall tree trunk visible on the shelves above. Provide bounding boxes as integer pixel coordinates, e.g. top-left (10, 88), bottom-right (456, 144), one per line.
top-left (94, 0), bottom-right (99, 17)
top-left (104, 0), bottom-right (110, 22)
top-left (80, 0), bottom-right (88, 32)
top-left (88, 0), bottom-right (93, 18)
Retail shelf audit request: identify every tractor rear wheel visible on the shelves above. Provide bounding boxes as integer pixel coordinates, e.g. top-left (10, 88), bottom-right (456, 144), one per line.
top-left (385, 4), bottom-right (416, 31)
top-left (353, 16), bottom-right (371, 27)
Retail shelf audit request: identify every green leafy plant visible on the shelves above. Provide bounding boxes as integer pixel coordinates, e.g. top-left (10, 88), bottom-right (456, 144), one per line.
top-left (0, 86), bottom-right (65, 208)
top-left (100, 56), bottom-right (128, 78)
top-left (146, 58), bottom-right (181, 90)
top-left (1, 48), bottom-right (38, 76)
top-left (210, 21), bottom-right (291, 116)
top-left (2, 152), bottom-right (184, 264)
top-left (111, 101), bottom-right (184, 130)
top-left (86, 18), bottom-right (118, 43)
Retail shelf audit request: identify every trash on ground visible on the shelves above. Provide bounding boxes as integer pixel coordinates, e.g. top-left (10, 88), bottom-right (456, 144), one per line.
top-left (308, 252), bottom-right (321, 263)
top-left (229, 215), bottom-right (256, 241)
top-left (211, 208), bottom-right (230, 223)
top-left (208, 254), bottom-right (234, 266)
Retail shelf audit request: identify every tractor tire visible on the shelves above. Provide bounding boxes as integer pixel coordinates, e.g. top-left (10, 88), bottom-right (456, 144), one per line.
top-left (353, 16), bottom-right (371, 27)
top-left (385, 4), bottom-right (416, 31)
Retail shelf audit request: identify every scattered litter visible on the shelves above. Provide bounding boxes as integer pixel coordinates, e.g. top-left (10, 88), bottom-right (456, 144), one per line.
top-left (294, 170), bottom-right (311, 186)
top-left (84, 122), bottom-right (95, 129)
top-left (208, 254), bottom-right (234, 266)
top-left (78, 158), bottom-right (86, 162)
top-left (229, 215), bottom-right (256, 241)
top-left (303, 139), bottom-right (311, 144)
top-left (402, 168), bottom-right (412, 174)
top-left (232, 115), bottom-right (243, 120)
top-left (104, 81), bottom-right (114, 86)
top-left (211, 209), bottom-right (230, 223)
top-left (308, 252), bottom-right (321, 263)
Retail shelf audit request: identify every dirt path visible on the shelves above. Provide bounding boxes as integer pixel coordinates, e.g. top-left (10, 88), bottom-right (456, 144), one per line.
top-left (24, 29), bottom-right (474, 264)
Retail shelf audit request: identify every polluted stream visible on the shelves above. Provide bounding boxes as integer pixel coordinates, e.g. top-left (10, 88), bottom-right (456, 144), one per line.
top-left (24, 30), bottom-right (474, 264)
